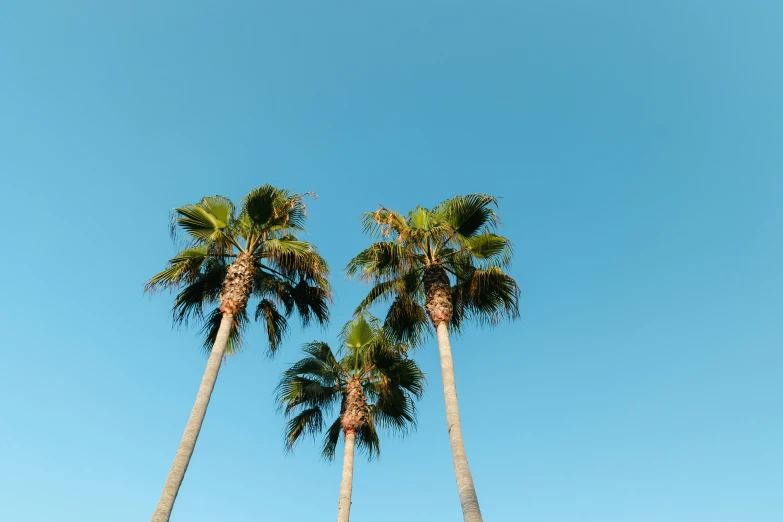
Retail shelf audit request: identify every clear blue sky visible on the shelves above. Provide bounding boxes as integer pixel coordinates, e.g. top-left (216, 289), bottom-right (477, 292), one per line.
top-left (1, 1), bottom-right (781, 521)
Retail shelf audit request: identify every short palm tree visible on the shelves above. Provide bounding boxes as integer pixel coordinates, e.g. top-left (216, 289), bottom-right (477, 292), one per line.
top-left (346, 194), bottom-right (519, 522)
top-left (277, 314), bottom-right (424, 522)
top-left (145, 185), bottom-right (331, 522)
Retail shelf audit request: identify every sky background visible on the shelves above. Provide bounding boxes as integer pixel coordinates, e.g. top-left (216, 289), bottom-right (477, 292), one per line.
top-left (1, 1), bottom-right (782, 521)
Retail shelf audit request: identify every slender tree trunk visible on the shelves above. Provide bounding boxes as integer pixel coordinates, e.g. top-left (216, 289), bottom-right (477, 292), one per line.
top-left (151, 313), bottom-right (234, 522)
top-left (336, 431), bottom-right (356, 522)
top-left (436, 322), bottom-right (483, 522)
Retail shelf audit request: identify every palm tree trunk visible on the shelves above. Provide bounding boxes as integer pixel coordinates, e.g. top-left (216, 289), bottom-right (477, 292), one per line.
top-left (436, 322), bottom-right (483, 522)
top-left (151, 313), bottom-right (234, 522)
top-left (336, 431), bottom-right (356, 522)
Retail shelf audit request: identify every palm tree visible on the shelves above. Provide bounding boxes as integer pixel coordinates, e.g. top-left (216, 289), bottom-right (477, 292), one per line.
top-left (346, 194), bottom-right (519, 522)
top-left (145, 185), bottom-right (331, 522)
top-left (277, 314), bottom-right (424, 522)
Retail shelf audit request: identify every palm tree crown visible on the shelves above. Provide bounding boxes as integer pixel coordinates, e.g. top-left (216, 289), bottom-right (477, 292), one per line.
top-left (146, 184), bottom-right (331, 354)
top-left (277, 314), bottom-right (424, 459)
top-left (346, 193), bottom-right (519, 341)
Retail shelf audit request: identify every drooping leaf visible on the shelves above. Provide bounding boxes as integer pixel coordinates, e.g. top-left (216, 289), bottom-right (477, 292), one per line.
top-left (200, 307), bottom-right (247, 355)
top-left (255, 299), bottom-right (289, 355)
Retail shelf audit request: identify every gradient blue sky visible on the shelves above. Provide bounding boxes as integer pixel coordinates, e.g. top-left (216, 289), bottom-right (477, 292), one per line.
top-left (1, 1), bottom-right (781, 521)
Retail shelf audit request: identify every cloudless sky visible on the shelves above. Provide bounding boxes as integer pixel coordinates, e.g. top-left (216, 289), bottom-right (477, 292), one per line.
top-left (1, 1), bottom-right (781, 521)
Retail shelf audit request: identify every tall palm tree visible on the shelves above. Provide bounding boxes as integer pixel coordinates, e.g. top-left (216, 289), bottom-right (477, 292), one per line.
top-left (277, 314), bottom-right (424, 522)
top-left (145, 185), bottom-right (331, 522)
top-left (346, 194), bottom-right (519, 522)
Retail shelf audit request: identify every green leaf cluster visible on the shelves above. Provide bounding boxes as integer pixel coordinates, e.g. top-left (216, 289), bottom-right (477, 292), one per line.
top-left (347, 194), bottom-right (520, 344)
top-left (145, 185), bottom-right (331, 355)
top-left (277, 313), bottom-right (425, 460)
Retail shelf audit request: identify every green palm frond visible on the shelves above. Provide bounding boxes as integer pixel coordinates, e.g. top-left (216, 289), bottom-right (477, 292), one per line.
top-left (300, 341), bottom-right (342, 373)
top-left (147, 184), bottom-right (331, 357)
top-left (200, 307), bottom-right (248, 355)
top-left (145, 245), bottom-right (210, 293)
top-left (377, 356), bottom-right (425, 398)
top-left (251, 269), bottom-right (289, 301)
top-left (241, 184), bottom-right (279, 228)
top-left (255, 299), bottom-right (289, 355)
top-left (321, 417), bottom-right (342, 460)
top-left (407, 206), bottom-right (436, 231)
top-left (175, 202), bottom-right (230, 246)
top-left (452, 266), bottom-right (520, 328)
top-left (355, 418), bottom-right (381, 459)
top-left (287, 280), bottom-right (330, 328)
top-left (241, 185), bottom-right (312, 236)
top-left (347, 193), bottom-right (519, 345)
top-left (340, 313), bottom-right (377, 350)
top-left (436, 193), bottom-right (499, 238)
top-left (278, 313), bottom-right (424, 462)
top-left (199, 195), bottom-right (235, 226)
top-left (383, 294), bottom-right (429, 346)
top-left (169, 258), bottom-right (226, 326)
top-left (368, 396), bottom-right (416, 434)
top-left (459, 233), bottom-right (513, 268)
top-left (265, 246), bottom-right (331, 294)
top-left (263, 237), bottom-right (312, 257)
top-left (284, 407), bottom-right (324, 452)
top-left (277, 375), bottom-right (339, 414)
top-left (352, 270), bottom-right (423, 313)
top-left (345, 242), bottom-right (421, 283)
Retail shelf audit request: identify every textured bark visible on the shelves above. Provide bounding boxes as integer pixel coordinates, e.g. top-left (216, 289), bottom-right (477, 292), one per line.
top-left (151, 313), bottom-right (234, 522)
top-left (335, 379), bottom-right (367, 522)
top-left (219, 251), bottom-right (255, 315)
top-left (340, 379), bottom-right (368, 433)
top-left (425, 261), bottom-right (483, 519)
top-left (336, 431), bottom-right (356, 522)
top-left (435, 320), bottom-right (483, 521)
top-left (423, 265), bottom-right (453, 327)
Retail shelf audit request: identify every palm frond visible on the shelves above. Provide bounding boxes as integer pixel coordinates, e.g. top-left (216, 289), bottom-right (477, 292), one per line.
top-left (340, 314), bottom-right (377, 350)
top-left (301, 341), bottom-right (342, 372)
top-left (175, 203), bottom-right (230, 245)
top-left (199, 195), bottom-right (235, 226)
top-left (255, 299), bottom-right (289, 355)
top-left (359, 208), bottom-right (409, 238)
top-left (377, 356), bottom-right (425, 398)
top-left (321, 417), bottom-right (342, 461)
top-left (287, 280), bottom-right (331, 328)
top-left (368, 396), bottom-right (416, 434)
top-left (436, 193), bottom-right (499, 238)
top-left (241, 184), bottom-right (280, 228)
top-left (144, 245), bottom-right (210, 293)
top-left (459, 233), bottom-right (513, 268)
top-left (200, 307), bottom-right (247, 355)
top-left (267, 246), bottom-right (331, 289)
top-left (241, 184), bottom-right (313, 236)
top-left (452, 266), bottom-right (520, 327)
top-left (277, 375), bottom-right (339, 414)
top-left (407, 206), bottom-right (436, 231)
top-left (283, 407), bottom-right (324, 451)
top-left (263, 237), bottom-right (312, 256)
top-left (169, 258), bottom-right (226, 326)
top-left (352, 272), bottom-right (419, 313)
top-left (383, 294), bottom-right (430, 346)
top-left (355, 417), bottom-right (381, 459)
top-left (345, 242), bottom-right (420, 283)
top-left (277, 314), bottom-right (423, 463)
